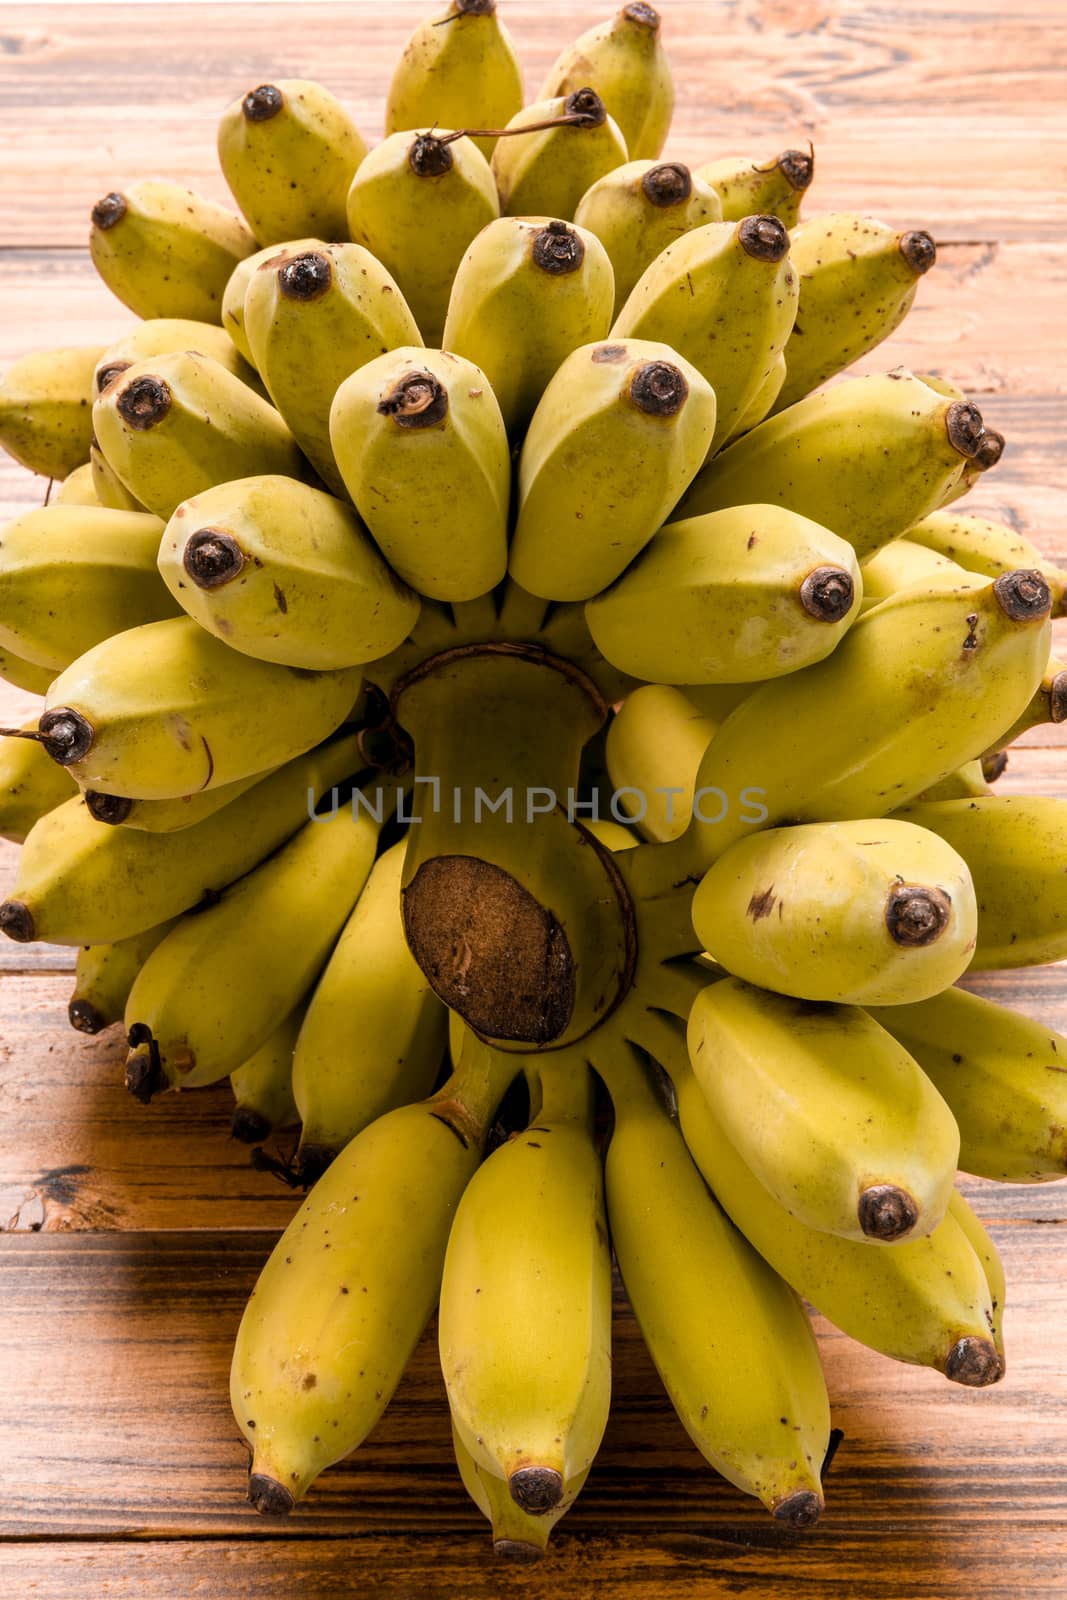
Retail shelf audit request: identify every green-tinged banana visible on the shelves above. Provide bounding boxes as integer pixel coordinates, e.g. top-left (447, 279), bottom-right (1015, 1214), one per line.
top-left (231, 1031), bottom-right (520, 1514)
top-left (860, 537), bottom-right (976, 610)
top-left (346, 131), bottom-right (499, 345)
top-left (981, 652), bottom-right (1067, 754)
top-left (696, 149), bottom-right (814, 227)
top-left (0, 646), bottom-right (54, 696)
top-left (451, 1420), bottom-right (590, 1562)
top-left (0, 506), bottom-right (176, 671)
top-left (93, 351), bottom-right (304, 520)
top-left (230, 1006), bottom-right (304, 1144)
top-left (591, 1036), bottom-right (829, 1526)
top-left (671, 1044), bottom-right (1003, 1385)
top-left (330, 347), bottom-right (509, 601)
top-left (0, 345), bottom-right (102, 479)
top-left (384, 0), bottom-right (523, 163)
top-left (0, 725), bottom-right (77, 842)
top-left (89, 181), bottom-right (255, 321)
top-left (606, 685), bottom-right (715, 843)
top-left (442, 216), bottom-right (615, 436)
top-left (491, 91), bottom-right (627, 222)
top-left (693, 818), bottom-right (978, 1006)
top-left (53, 463), bottom-right (100, 506)
top-left (159, 475), bottom-right (418, 668)
top-left (868, 987), bottom-right (1067, 1184)
top-left (893, 795), bottom-right (1067, 969)
top-left (774, 217), bottom-right (937, 413)
top-left (293, 841), bottom-right (447, 1181)
top-left (94, 316), bottom-right (259, 398)
top-left (243, 243), bottom-right (422, 493)
top-left (948, 1191), bottom-right (1005, 1350)
top-left (612, 217), bottom-right (798, 450)
top-left (722, 351), bottom-right (786, 445)
top-left (123, 795), bottom-right (381, 1098)
top-left (586, 504), bottom-right (861, 683)
top-left (35, 615), bottom-right (363, 800)
top-left (679, 373), bottom-right (988, 556)
top-left (90, 440), bottom-right (145, 511)
top-left (68, 918), bottom-right (178, 1035)
top-left (221, 241), bottom-right (322, 365)
top-left (218, 79), bottom-right (367, 245)
top-left (687, 978), bottom-right (960, 1241)
top-left (510, 339), bottom-right (717, 601)
top-left (907, 510), bottom-right (1067, 617)
top-left (916, 759), bottom-right (994, 803)
top-left (538, 4), bottom-right (674, 161)
top-left (0, 732), bottom-right (361, 947)
top-left (574, 161), bottom-right (723, 318)
top-left (441, 1059), bottom-right (611, 1510)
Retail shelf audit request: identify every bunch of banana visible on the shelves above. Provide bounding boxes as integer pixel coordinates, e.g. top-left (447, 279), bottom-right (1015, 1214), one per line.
top-left (1, 0), bottom-right (1065, 1569)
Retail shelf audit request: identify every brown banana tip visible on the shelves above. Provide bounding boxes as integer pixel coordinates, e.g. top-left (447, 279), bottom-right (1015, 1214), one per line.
top-left (68, 998), bottom-right (106, 1035)
top-left (456, 0), bottom-right (496, 14)
top-left (1050, 670), bottom-right (1067, 724)
top-left (493, 1539), bottom-right (544, 1563)
top-left (278, 251), bottom-right (332, 301)
top-left (295, 1143), bottom-right (338, 1186)
top-left (408, 133), bottom-right (454, 177)
top-left (885, 884), bottom-right (952, 947)
top-left (248, 1473), bottom-right (296, 1516)
top-left (376, 371), bottom-right (449, 428)
top-left (857, 1183), bottom-right (920, 1241)
top-left (799, 565), bottom-right (855, 622)
top-left (508, 1466), bottom-right (565, 1515)
top-left (124, 1027), bottom-right (166, 1104)
top-left (778, 148), bottom-right (815, 190)
top-left (773, 1490), bottom-right (823, 1531)
top-left (944, 1335), bottom-right (1004, 1388)
top-left (115, 374), bottom-right (172, 431)
top-left (993, 568), bottom-right (1052, 621)
top-left (630, 360), bottom-right (688, 416)
top-left (242, 84), bottom-right (284, 122)
top-left (183, 527), bottom-right (246, 588)
top-left (85, 790), bottom-right (133, 826)
top-left (564, 88), bottom-right (607, 127)
top-left (95, 359), bottom-right (131, 395)
top-left (623, 1), bottom-right (661, 29)
top-left (981, 749), bottom-right (1009, 783)
top-left (91, 192), bottom-right (127, 230)
top-left (738, 213), bottom-right (790, 263)
top-left (532, 220), bottom-right (585, 275)
top-left (231, 1107), bottom-right (273, 1145)
top-left (974, 429), bottom-right (1005, 470)
top-left (900, 230), bottom-right (937, 274)
top-left (38, 707), bottom-right (94, 767)
top-left (641, 162), bottom-right (692, 207)
top-left (0, 900), bottom-right (36, 944)
top-left (945, 400), bottom-right (985, 458)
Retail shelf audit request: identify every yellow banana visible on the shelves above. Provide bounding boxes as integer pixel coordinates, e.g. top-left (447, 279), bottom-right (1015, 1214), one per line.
top-left (89, 180), bottom-right (255, 321)
top-left (916, 759), bottom-right (994, 803)
top-left (68, 918), bottom-right (178, 1035)
top-left (451, 1420), bottom-right (590, 1562)
top-left (907, 510), bottom-right (1067, 617)
top-left (0, 646), bottom-right (54, 695)
top-left (606, 685), bottom-right (715, 842)
top-left (510, 338), bottom-right (717, 601)
top-left (674, 681), bottom-right (755, 725)
top-left (859, 536), bottom-right (976, 609)
top-left (947, 1190), bottom-right (1005, 1350)
top-left (721, 350), bottom-right (786, 445)
top-left (981, 651), bottom-right (1067, 755)
top-left (0, 725), bottom-right (76, 843)
top-left (384, 0), bottom-right (523, 163)
top-left (492, 92), bottom-right (628, 221)
top-left (695, 149), bottom-right (814, 227)
top-left (220, 240), bottom-right (323, 365)
top-left (83, 764), bottom-right (280, 832)
top-left (0, 345), bottom-right (102, 479)
top-left (538, 4), bottom-right (674, 161)
top-left (53, 462), bottom-right (100, 507)
top-left (230, 1006), bottom-right (304, 1144)
top-left (574, 160), bottom-right (723, 318)
top-left (90, 440), bottom-right (145, 511)
top-left (94, 316), bottom-right (259, 398)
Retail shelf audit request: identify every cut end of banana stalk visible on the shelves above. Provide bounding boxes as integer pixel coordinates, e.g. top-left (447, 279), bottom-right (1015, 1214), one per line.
top-left (0, 899), bottom-right (35, 944)
top-left (508, 1465), bottom-right (565, 1515)
top-left (247, 1472), bottom-right (296, 1517)
top-left (944, 1336), bottom-right (1005, 1388)
top-left (377, 371), bottom-right (449, 429)
top-left (857, 1183), bottom-right (921, 1241)
top-left (68, 998), bottom-right (106, 1035)
top-left (231, 1107), bottom-right (273, 1145)
top-left (38, 707), bottom-right (95, 767)
top-left (993, 569), bottom-right (1052, 621)
top-left (772, 1489), bottom-right (823, 1531)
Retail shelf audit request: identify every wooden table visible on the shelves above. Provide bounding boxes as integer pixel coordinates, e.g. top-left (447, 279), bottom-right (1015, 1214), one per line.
top-left (1, 3), bottom-right (1065, 1594)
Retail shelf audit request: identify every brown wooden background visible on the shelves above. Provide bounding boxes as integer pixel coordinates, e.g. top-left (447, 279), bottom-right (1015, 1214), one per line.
top-left (1, 3), bottom-right (1066, 1595)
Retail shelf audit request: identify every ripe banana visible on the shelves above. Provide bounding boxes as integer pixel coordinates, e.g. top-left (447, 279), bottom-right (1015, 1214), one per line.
top-left (158, 476), bottom-right (419, 669)
top-left (90, 441), bottom-right (145, 512)
top-left (68, 918), bottom-right (178, 1035)
top-left (385, 0), bottom-right (523, 163)
top-left (53, 462), bottom-right (100, 507)
top-left (859, 537), bottom-right (976, 609)
top-left (451, 1419), bottom-right (590, 1562)
top-left (917, 759), bottom-right (994, 803)
top-left (221, 241), bottom-right (322, 365)
top-left (948, 1190), bottom-right (1005, 1350)
top-left (243, 242), bottom-right (422, 493)
top-left (509, 338), bottom-right (717, 601)
top-left (230, 1006), bottom-right (303, 1145)
top-left (538, 4), bottom-right (674, 161)
top-left (868, 986), bottom-right (1067, 1184)
top-left (83, 764), bottom-right (281, 832)
top-left (774, 216), bottom-right (937, 412)
top-left (0, 726), bottom-right (77, 843)
top-left (0, 646), bottom-right (54, 695)
top-left (292, 841), bottom-right (447, 1182)
top-left (981, 651), bottom-right (1067, 754)
top-left (722, 350), bottom-right (786, 445)
top-left (89, 180), bottom-right (255, 321)
top-left (611, 217), bottom-right (799, 450)
top-left (692, 818), bottom-right (978, 1005)
top-left (94, 317), bottom-right (259, 398)
top-left (92, 351), bottom-right (304, 520)
top-left (605, 684), bottom-right (715, 842)
top-left (0, 345), bottom-right (102, 479)
top-left (330, 347), bottom-right (510, 602)
top-left (218, 79), bottom-right (366, 245)
top-left (907, 510), bottom-right (1067, 617)
top-left (346, 131), bottom-right (499, 345)
top-left (695, 149), bottom-right (814, 227)
top-left (492, 91), bottom-right (628, 221)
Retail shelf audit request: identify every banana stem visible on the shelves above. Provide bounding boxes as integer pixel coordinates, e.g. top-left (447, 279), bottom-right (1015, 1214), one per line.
top-left (531, 1054), bottom-right (597, 1128)
top-left (429, 1032), bottom-right (523, 1151)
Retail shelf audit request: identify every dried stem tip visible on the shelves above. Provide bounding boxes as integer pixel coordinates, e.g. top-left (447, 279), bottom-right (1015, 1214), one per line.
top-left (184, 527), bottom-right (246, 588)
top-left (885, 884), bottom-right (952, 947)
top-left (641, 162), bottom-right (692, 207)
top-left (799, 566), bottom-right (855, 622)
top-left (278, 252), bottom-right (332, 301)
top-left (900, 230), bottom-right (937, 274)
top-left (243, 84), bottom-right (285, 122)
top-left (38, 707), bottom-right (95, 766)
top-left (68, 998), bottom-right (106, 1035)
top-left (455, 0), bottom-right (496, 14)
top-left (975, 429), bottom-right (1005, 470)
top-left (125, 1028), bottom-right (166, 1104)
top-left (772, 1490), bottom-right (823, 1531)
top-left (777, 148), bottom-right (815, 191)
top-left (994, 569), bottom-right (1052, 621)
top-left (248, 1473), bottom-right (296, 1516)
top-left (738, 214), bottom-right (790, 262)
top-left (858, 1183), bottom-right (920, 1241)
top-left (630, 360), bottom-right (688, 417)
top-left (944, 1336), bottom-right (1004, 1388)
top-left (91, 192), bottom-right (127, 230)
top-left (564, 88), bottom-right (607, 127)
top-left (945, 400), bottom-right (985, 458)
top-left (1051, 671), bottom-right (1067, 723)
top-left (493, 1539), bottom-right (544, 1563)
top-left (95, 360), bottom-right (131, 395)
top-left (532, 220), bottom-right (585, 276)
top-left (85, 791), bottom-right (133, 826)
top-left (508, 1465), bottom-right (564, 1514)
top-left (409, 134), bottom-right (454, 177)
top-left (231, 1107), bottom-right (272, 1145)
top-left (377, 372), bottom-right (449, 429)
top-left (0, 900), bottom-right (35, 944)
top-left (116, 375), bottom-right (172, 431)
top-left (623, 2), bottom-right (661, 29)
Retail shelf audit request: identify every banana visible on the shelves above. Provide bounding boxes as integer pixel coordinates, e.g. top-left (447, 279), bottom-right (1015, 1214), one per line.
top-left (948, 1190), bottom-right (1005, 1350)
top-left (907, 510), bottom-right (1067, 617)
top-left (231, 1030), bottom-right (520, 1514)
top-left (0, 726), bottom-right (77, 842)
top-left (574, 161), bottom-right (723, 319)
top-left (158, 476), bottom-right (419, 668)
top-left (292, 841), bottom-right (447, 1182)
top-left (0, 345), bottom-right (102, 479)
top-left (590, 1034), bottom-right (829, 1526)
top-left (89, 181), bottom-right (255, 321)
top-left (440, 1059), bottom-right (611, 1510)
top-left (0, 506), bottom-right (177, 671)
top-left (218, 79), bottom-right (367, 245)
top-left (35, 615), bottom-right (363, 801)
top-left (0, 646), bottom-right (54, 696)
top-left (678, 373), bottom-right (989, 556)
top-left (243, 243), bottom-right (422, 494)
top-left (773, 216), bottom-right (937, 413)
top-left (981, 651), bottom-right (1067, 755)
top-left (53, 462), bottom-right (102, 506)
top-left (83, 764), bottom-right (279, 833)
top-left (329, 347), bottom-right (510, 602)
top-left (586, 504), bottom-right (861, 683)
top-left (692, 818), bottom-right (978, 1006)
top-left (605, 685), bottom-right (715, 842)
top-left (509, 338), bottom-right (717, 601)
top-left (443, 220), bottom-right (616, 440)
top-left (90, 441), bottom-right (146, 512)
top-left (859, 537), bottom-right (976, 609)
top-left (94, 317), bottom-right (259, 398)
top-left (671, 1043), bottom-right (1003, 1385)
top-left (346, 131), bottom-right (499, 346)
top-left (492, 91), bottom-right (628, 222)
top-left (537, 4), bottom-right (674, 161)
top-left (92, 351), bottom-right (304, 520)
top-left (221, 241), bottom-right (322, 365)
top-left (675, 682), bottom-right (755, 725)
top-left (68, 918), bottom-right (178, 1035)
top-left (868, 986), bottom-right (1067, 1184)
top-left (687, 978), bottom-right (960, 1241)
top-left (384, 0), bottom-right (523, 163)
top-left (0, 732), bottom-right (361, 947)
top-left (892, 795), bottom-right (1067, 969)
top-left (230, 1006), bottom-right (304, 1144)
top-left (123, 793), bottom-right (381, 1098)
top-left (936, 428), bottom-right (1005, 509)
top-left (695, 149), bottom-right (814, 227)
top-left (451, 1420), bottom-right (590, 1562)
top-left (916, 759), bottom-right (994, 803)
top-left (611, 217), bottom-right (798, 451)
top-left (721, 351), bottom-right (786, 445)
